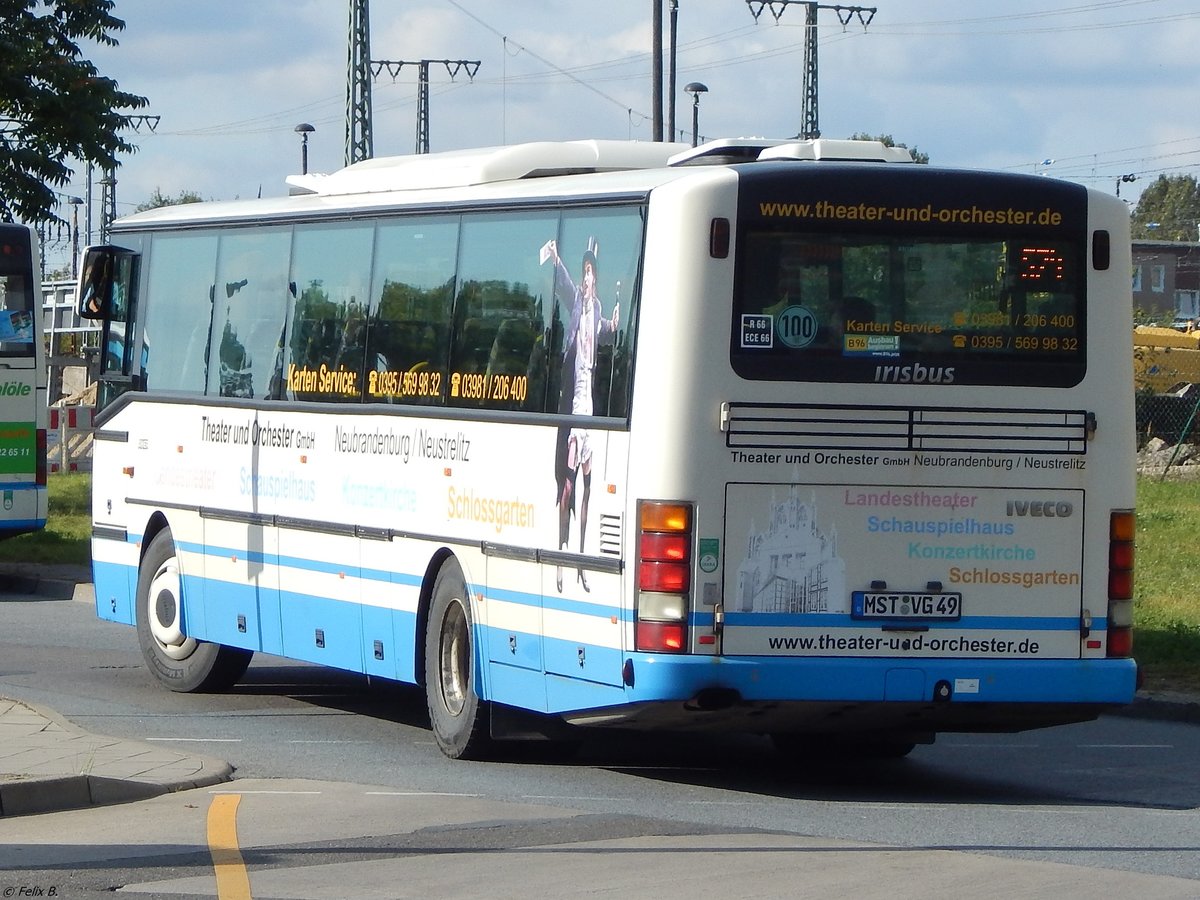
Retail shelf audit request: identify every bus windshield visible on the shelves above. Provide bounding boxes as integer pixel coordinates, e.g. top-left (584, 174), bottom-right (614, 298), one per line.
top-left (0, 231), bottom-right (36, 358)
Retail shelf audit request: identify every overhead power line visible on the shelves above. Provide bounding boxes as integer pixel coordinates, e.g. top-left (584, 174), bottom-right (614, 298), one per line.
top-left (443, 0), bottom-right (653, 129)
top-left (745, 1), bottom-right (877, 139)
top-left (371, 59), bottom-right (481, 154)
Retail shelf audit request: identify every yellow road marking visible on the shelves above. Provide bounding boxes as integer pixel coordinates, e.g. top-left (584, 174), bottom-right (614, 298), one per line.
top-left (208, 793), bottom-right (252, 900)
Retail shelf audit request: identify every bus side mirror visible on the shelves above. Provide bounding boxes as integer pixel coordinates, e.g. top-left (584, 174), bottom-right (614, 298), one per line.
top-left (77, 245), bottom-right (119, 320)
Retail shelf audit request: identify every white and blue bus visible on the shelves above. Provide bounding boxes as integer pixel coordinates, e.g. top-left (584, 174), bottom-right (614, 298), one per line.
top-left (78, 138), bottom-right (1136, 758)
top-left (0, 223), bottom-right (47, 538)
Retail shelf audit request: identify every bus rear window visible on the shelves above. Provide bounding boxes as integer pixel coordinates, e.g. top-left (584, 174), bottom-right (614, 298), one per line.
top-left (732, 233), bottom-right (1084, 387)
top-left (0, 233), bottom-right (35, 357)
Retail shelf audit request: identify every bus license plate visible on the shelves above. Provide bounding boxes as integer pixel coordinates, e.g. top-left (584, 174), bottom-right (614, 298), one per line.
top-left (851, 591), bottom-right (962, 621)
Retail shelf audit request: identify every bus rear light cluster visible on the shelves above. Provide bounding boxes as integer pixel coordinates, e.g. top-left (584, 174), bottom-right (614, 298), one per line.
top-left (636, 501), bottom-right (693, 653)
top-left (1107, 510), bottom-right (1135, 658)
top-left (35, 428), bottom-right (47, 486)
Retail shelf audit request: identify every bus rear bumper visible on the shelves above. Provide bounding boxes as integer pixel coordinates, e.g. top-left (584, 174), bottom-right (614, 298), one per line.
top-left (560, 654), bottom-right (1137, 734)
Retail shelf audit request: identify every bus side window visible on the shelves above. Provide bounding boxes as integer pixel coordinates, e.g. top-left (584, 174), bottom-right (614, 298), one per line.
top-left (136, 232), bottom-right (217, 394)
top-left (556, 208), bottom-right (644, 418)
top-left (451, 213), bottom-right (559, 411)
top-left (367, 217), bottom-right (459, 406)
top-left (285, 222), bottom-right (373, 402)
top-left (208, 228), bottom-right (291, 400)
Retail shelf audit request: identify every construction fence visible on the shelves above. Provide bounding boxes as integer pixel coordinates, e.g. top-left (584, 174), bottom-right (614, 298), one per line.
top-left (1134, 327), bottom-right (1200, 443)
top-left (46, 385), bottom-right (95, 474)
top-left (42, 279), bottom-right (100, 474)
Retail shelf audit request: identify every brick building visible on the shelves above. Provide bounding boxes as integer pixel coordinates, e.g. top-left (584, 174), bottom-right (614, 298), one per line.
top-left (1132, 240), bottom-right (1200, 323)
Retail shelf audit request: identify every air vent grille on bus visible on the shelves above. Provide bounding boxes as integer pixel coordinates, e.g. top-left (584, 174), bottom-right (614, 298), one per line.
top-left (724, 403), bottom-right (1090, 455)
top-left (599, 513), bottom-right (622, 557)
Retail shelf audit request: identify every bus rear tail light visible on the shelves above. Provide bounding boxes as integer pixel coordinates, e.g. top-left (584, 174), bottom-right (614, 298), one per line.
top-left (636, 501), bottom-right (692, 653)
top-left (635, 620), bottom-right (686, 653)
top-left (35, 428), bottom-right (47, 486)
top-left (1107, 510), bottom-right (1135, 658)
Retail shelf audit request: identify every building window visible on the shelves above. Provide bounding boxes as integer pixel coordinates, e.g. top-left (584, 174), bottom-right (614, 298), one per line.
top-left (1152, 264), bottom-right (1166, 293)
top-left (1132, 266), bottom-right (1142, 292)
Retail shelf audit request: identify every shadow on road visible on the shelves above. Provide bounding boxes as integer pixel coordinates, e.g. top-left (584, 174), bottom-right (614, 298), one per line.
top-left (231, 660), bottom-right (1198, 812)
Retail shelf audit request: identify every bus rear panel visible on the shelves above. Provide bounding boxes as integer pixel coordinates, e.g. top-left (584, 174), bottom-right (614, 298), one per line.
top-left (0, 224), bottom-right (47, 538)
top-left (614, 158), bottom-right (1135, 741)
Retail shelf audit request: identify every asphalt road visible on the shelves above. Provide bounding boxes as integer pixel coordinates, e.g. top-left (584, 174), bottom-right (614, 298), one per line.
top-left (1, 590), bottom-right (1199, 897)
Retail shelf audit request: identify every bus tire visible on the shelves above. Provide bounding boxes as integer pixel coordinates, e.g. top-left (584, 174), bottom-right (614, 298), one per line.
top-left (135, 529), bottom-right (252, 693)
top-left (424, 559), bottom-right (491, 759)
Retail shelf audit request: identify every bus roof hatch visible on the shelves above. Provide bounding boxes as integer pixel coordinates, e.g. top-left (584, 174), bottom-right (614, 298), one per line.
top-left (758, 139), bottom-right (914, 163)
top-left (286, 140), bottom-right (689, 196)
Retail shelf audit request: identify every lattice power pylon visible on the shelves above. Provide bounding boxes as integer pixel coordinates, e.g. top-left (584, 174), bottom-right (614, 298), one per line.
top-left (371, 59), bottom-right (481, 154)
top-left (346, 0), bottom-right (373, 165)
top-left (747, 1), bottom-right (876, 140)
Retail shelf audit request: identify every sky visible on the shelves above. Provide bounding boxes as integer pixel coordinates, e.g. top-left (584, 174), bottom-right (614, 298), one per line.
top-left (41, 0), bottom-right (1200, 270)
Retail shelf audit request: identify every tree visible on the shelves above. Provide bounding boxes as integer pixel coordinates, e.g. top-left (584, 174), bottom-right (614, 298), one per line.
top-left (1131, 174), bottom-right (1200, 242)
top-left (135, 188), bottom-right (206, 213)
top-left (0, 1), bottom-right (147, 225)
top-left (848, 133), bottom-right (930, 164)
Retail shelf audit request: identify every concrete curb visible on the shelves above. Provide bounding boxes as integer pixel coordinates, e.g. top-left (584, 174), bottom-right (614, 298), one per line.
top-left (0, 775), bottom-right (165, 817)
top-left (1123, 693), bottom-right (1200, 725)
top-left (0, 764), bottom-right (237, 818)
top-left (0, 697), bottom-right (235, 818)
top-left (0, 571), bottom-right (79, 601)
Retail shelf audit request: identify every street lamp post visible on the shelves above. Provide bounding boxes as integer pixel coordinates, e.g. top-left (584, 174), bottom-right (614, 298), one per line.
top-left (67, 196), bottom-right (83, 278)
top-left (294, 123), bottom-right (315, 175)
top-left (684, 82), bottom-right (708, 148)
top-left (668, 0), bottom-right (678, 141)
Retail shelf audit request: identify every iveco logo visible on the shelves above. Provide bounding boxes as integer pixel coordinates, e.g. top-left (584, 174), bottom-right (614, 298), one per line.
top-left (1006, 499), bottom-right (1074, 517)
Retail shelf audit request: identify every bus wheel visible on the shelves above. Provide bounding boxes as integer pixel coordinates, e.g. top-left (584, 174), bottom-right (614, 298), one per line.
top-left (424, 560), bottom-right (491, 759)
top-left (135, 529), bottom-right (252, 693)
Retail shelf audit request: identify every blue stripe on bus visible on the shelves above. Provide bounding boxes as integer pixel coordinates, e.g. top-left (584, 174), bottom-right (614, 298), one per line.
top-left (360, 564), bottom-right (423, 589)
top-left (179, 542), bottom-right (1093, 635)
top-left (178, 543), bottom-right (1098, 636)
top-left (723, 612), bottom-right (1092, 631)
top-left (110, 539), bottom-right (1106, 637)
top-left (507, 586), bottom-right (623, 620)
top-left (0, 482), bottom-right (42, 491)
top-left (189, 539), bottom-right (630, 621)
top-left (0, 518), bottom-right (46, 530)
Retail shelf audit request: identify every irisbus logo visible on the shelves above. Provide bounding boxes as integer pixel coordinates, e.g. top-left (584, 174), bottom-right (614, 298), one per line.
top-left (0, 381), bottom-right (30, 396)
top-left (873, 363), bottom-right (955, 384)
